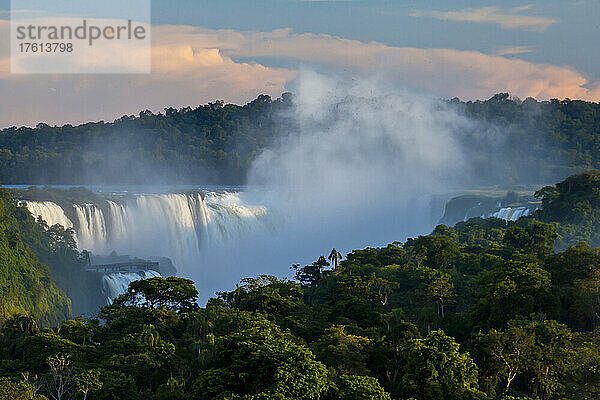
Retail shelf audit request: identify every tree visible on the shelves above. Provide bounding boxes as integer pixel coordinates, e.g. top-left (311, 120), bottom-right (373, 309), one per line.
top-left (405, 232), bottom-right (460, 269)
top-left (518, 320), bottom-right (574, 400)
top-left (333, 375), bottom-right (391, 400)
top-left (502, 221), bottom-right (557, 257)
top-left (192, 319), bottom-right (329, 399)
top-left (46, 355), bottom-right (76, 400)
top-left (218, 275), bottom-right (304, 315)
top-left (312, 325), bottom-right (372, 375)
top-left (471, 261), bottom-right (555, 329)
top-left (328, 248), bottom-right (343, 270)
top-left (427, 275), bottom-right (456, 318)
top-left (0, 377), bottom-right (47, 400)
top-left (475, 326), bottom-right (535, 395)
top-left (370, 276), bottom-right (396, 306)
top-left (574, 269), bottom-right (600, 329)
top-left (400, 330), bottom-right (482, 400)
top-left (107, 277), bottom-right (198, 313)
top-left (292, 256), bottom-right (331, 286)
top-left (76, 370), bottom-right (102, 400)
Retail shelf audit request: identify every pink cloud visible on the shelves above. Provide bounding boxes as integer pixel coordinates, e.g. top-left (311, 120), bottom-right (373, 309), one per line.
top-left (0, 22), bottom-right (598, 127)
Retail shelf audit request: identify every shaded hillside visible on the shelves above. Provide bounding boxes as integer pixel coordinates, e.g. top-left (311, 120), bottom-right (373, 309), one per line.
top-left (0, 188), bottom-right (71, 326)
top-left (534, 170), bottom-right (600, 249)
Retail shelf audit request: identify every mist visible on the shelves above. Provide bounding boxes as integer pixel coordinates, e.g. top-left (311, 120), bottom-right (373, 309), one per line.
top-left (194, 71), bottom-right (478, 298)
top-left (20, 71), bottom-right (551, 301)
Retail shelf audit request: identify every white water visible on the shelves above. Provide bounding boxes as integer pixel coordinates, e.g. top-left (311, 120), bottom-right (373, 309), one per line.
top-left (23, 191), bottom-right (538, 299)
top-left (22, 201), bottom-right (73, 228)
top-left (74, 204), bottom-right (108, 251)
top-left (102, 270), bottom-right (162, 304)
top-left (489, 206), bottom-right (532, 221)
top-left (23, 192), bottom-right (269, 283)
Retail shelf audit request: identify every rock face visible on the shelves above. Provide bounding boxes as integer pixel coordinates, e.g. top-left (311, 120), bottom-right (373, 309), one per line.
top-left (439, 192), bottom-right (540, 226)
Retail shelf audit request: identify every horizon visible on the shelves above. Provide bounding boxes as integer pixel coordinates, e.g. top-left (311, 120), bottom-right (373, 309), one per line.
top-left (1, 90), bottom-right (589, 130)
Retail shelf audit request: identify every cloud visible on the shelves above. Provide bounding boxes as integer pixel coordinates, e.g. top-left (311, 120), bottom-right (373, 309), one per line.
top-left (510, 5), bottom-right (534, 12)
top-left (495, 46), bottom-right (533, 56)
top-left (209, 28), bottom-right (600, 101)
top-left (410, 6), bottom-right (558, 32)
top-left (0, 21), bottom-right (295, 127)
top-left (0, 22), bottom-right (599, 127)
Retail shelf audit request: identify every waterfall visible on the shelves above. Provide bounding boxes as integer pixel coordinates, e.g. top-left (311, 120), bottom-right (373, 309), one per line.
top-left (204, 192), bottom-right (268, 246)
top-left (22, 192), bottom-right (269, 275)
top-left (102, 270), bottom-right (162, 303)
top-left (489, 206), bottom-right (531, 221)
top-left (74, 204), bottom-right (108, 251)
top-left (23, 201), bottom-right (73, 228)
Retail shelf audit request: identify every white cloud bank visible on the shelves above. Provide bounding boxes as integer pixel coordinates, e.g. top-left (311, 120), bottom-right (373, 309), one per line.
top-left (494, 46), bottom-right (534, 56)
top-left (0, 22), bottom-right (599, 127)
top-left (410, 6), bottom-right (558, 32)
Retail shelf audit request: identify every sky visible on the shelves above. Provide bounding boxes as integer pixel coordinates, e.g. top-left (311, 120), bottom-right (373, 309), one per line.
top-left (0, 0), bottom-right (598, 126)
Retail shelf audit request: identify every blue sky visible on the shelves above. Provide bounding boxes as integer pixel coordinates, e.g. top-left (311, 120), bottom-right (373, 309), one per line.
top-left (0, 0), bottom-right (598, 126)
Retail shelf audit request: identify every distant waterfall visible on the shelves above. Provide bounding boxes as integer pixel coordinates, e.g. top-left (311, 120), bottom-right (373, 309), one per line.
top-left (21, 201), bottom-right (73, 228)
top-left (102, 270), bottom-right (162, 303)
top-left (489, 207), bottom-right (532, 221)
top-left (23, 192), bottom-right (268, 274)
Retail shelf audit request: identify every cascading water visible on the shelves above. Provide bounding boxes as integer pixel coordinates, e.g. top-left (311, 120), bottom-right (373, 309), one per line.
top-left (21, 201), bottom-right (73, 228)
top-left (23, 193), bottom-right (532, 269)
top-left (23, 189), bottom-right (535, 299)
top-left (74, 204), bottom-right (108, 251)
top-left (489, 207), bottom-right (532, 221)
top-left (204, 192), bottom-right (267, 246)
top-left (102, 270), bottom-right (162, 304)
top-left (23, 192), bottom-right (269, 277)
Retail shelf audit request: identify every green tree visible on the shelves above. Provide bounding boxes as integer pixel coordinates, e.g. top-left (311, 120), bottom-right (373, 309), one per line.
top-left (427, 275), bottom-right (456, 318)
top-left (0, 377), bottom-right (47, 400)
top-left (312, 325), bottom-right (372, 376)
top-left (192, 318), bottom-right (329, 400)
top-left (293, 256), bottom-right (331, 286)
top-left (475, 325), bottom-right (535, 396)
top-left (332, 375), bottom-right (391, 400)
top-left (400, 330), bottom-right (482, 400)
top-left (471, 261), bottom-right (555, 329)
top-left (328, 248), bottom-right (343, 270)
top-left (106, 277), bottom-right (198, 313)
top-left (75, 370), bottom-right (102, 400)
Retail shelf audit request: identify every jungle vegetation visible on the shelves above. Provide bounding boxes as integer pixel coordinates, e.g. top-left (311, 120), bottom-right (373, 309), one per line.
top-left (4, 172), bottom-right (600, 398)
top-left (1, 93), bottom-right (600, 185)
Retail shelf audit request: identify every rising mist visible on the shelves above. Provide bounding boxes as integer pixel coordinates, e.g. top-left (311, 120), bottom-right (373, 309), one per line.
top-left (196, 71), bottom-right (480, 297)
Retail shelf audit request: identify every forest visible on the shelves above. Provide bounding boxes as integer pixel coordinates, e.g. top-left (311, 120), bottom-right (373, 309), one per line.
top-left (1, 93), bottom-right (600, 185)
top-left (3, 171), bottom-right (600, 399)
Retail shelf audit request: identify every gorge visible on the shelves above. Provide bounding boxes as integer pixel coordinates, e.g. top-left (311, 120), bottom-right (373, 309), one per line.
top-left (17, 186), bottom-right (539, 303)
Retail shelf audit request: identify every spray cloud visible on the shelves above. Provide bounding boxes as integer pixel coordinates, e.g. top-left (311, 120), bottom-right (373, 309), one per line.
top-left (195, 71), bottom-right (478, 296)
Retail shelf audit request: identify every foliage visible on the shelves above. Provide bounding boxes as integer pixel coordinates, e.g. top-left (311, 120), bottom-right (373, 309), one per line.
top-left (331, 375), bottom-right (391, 400)
top-left (0, 94), bottom-right (293, 185)
top-left (4, 172), bottom-right (600, 398)
top-left (399, 330), bottom-right (482, 400)
top-left (0, 377), bottom-right (47, 399)
top-left (108, 277), bottom-right (199, 313)
top-left (0, 188), bottom-right (71, 326)
top-left (535, 170), bottom-right (600, 249)
top-left (2, 94), bottom-right (600, 185)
